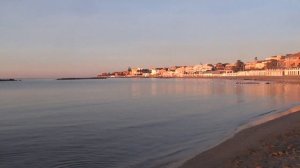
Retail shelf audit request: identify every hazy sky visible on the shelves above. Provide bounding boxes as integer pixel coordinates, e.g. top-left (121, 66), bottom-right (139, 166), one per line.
top-left (1, 0), bottom-right (300, 78)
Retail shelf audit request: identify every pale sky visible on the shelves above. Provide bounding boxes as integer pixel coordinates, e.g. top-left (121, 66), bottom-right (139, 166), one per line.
top-left (1, 0), bottom-right (300, 78)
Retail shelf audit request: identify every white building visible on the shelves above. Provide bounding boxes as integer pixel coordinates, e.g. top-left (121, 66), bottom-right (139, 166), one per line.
top-left (193, 64), bottom-right (214, 73)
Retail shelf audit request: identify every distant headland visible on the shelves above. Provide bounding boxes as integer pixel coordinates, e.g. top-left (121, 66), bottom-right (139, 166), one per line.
top-left (0, 79), bottom-right (19, 82)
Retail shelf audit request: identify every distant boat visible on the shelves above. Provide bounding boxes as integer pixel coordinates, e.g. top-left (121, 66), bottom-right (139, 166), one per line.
top-left (236, 81), bottom-right (260, 84)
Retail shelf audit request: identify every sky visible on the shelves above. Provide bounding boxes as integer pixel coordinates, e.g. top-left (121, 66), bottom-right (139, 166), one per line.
top-left (1, 0), bottom-right (300, 78)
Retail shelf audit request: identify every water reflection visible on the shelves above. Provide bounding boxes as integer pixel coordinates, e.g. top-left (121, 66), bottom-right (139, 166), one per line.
top-left (129, 79), bottom-right (300, 102)
top-left (1, 79), bottom-right (300, 168)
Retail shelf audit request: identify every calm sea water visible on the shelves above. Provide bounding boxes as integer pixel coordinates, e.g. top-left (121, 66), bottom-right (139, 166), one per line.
top-left (1, 79), bottom-right (300, 168)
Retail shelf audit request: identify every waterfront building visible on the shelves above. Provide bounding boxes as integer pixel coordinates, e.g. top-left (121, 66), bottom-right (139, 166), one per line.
top-left (168, 66), bottom-right (180, 72)
top-left (245, 59), bottom-right (279, 70)
top-left (113, 71), bottom-right (127, 77)
top-left (284, 52), bottom-right (300, 68)
top-left (265, 55), bottom-right (285, 61)
top-left (245, 61), bottom-right (257, 70)
top-left (185, 66), bottom-right (195, 74)
top-left (161, 70), bottom-right (175, 77)
top-left (130, 68), bottom-right (142, 76)
top-left (254, 61), bottom-right (267, 70)
top-left (215, 63), bottom-right (226, 71)
top-left (175, 66), bottom-right (186, 75)
top-left (225, 64), bottom-right (237, 72)
top-left (193, 64), bottom-right (214, 73)
top-left (151, 69), bottom-right (159, 76)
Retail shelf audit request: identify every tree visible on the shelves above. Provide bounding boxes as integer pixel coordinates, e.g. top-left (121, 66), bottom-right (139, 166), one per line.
top-left (235, 60), bottom-right (245, 71)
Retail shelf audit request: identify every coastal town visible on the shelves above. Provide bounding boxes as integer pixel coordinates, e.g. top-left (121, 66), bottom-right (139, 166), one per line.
top-left (99, 52), bottom-right (300, 78)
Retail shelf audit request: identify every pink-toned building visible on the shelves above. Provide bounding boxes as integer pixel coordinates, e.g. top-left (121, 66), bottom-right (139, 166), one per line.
top-left (215, 63), bottom-right (226, 71)
top-left (225, 64), bottom-right (237, 72)
top-left (245, 61), bottom-right (257, 70)
top-left (184, 66), bottom-right (195, 74)
top-left (245, 59), bottom-right (279, 70)
top-left (175, 66), bottom-right (186, 75)
top-left (284, 53), bottom-right (300, 68)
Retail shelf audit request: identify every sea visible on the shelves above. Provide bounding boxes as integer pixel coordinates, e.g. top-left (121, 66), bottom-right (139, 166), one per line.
top-left (1, 78), bottom-right (300, 168)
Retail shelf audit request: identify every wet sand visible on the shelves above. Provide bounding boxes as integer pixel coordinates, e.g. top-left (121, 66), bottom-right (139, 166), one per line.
top-left (180, 107), bottom-right (300, 168)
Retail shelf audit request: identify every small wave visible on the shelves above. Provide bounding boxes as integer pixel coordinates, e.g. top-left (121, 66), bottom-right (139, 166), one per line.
top-left (236, 105), bottom-right (300, 133)
top-left (130, 147), bottom-right (190, 168)
top-left (255, 109), bottom-right (277, 117)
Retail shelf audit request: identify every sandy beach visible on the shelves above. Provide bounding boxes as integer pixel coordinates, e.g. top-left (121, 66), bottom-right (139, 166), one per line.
top-left (180, 107), bottom-right (300, 168)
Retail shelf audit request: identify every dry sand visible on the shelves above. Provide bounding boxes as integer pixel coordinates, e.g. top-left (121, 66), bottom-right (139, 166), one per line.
top-left (180, 108), bottom-right (300, 168)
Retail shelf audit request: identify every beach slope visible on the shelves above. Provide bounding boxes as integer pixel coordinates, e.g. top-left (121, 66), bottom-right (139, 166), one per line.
top-left (180, 109), bottom-right (300, 168)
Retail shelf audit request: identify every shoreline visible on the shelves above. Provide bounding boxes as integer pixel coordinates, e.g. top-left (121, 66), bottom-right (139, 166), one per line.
top-left (179, 106), bottom-right (300, 168)
top-left (106, 76), bottom-right (300, 84)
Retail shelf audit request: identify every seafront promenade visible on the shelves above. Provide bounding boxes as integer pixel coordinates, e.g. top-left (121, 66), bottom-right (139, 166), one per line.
top-left (159, 68), bottom-right (300, 78)
top-left (197, 68), bottom-right (300, 77)
top-left (110, 69), bottom-right (300, 84)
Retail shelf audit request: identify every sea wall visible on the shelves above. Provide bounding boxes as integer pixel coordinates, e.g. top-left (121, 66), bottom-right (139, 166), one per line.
top-left (182, 68), bottom-right (300, 77)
